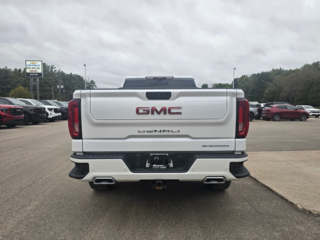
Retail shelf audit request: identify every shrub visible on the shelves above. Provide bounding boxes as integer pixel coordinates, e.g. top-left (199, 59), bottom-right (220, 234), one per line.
top-left (9, 86), bottom-right (30, 98)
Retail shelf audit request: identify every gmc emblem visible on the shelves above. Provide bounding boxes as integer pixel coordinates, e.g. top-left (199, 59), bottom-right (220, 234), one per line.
top-left (136, 107), bottom-right (182, 115)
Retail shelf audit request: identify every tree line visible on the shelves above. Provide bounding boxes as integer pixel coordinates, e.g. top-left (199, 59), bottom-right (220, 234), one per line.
top-left (0, 63), bottom-right (97, 101)
top-left (201, 61), bottom-right (320, 106)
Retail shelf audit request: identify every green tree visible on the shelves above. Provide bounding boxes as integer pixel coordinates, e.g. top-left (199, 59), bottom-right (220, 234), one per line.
top-left (86, 80), bottom-right (97, 89)
top-left (2, 61), bottom-right (320, 103)
top-left (9, 86), bottom-right (30, 98)
top-left (212, 83), bottom-right (232, 88)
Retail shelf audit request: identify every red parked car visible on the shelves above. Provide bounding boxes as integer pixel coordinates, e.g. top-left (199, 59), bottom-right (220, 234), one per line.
top-left (0, 104), bottom-right (24, 128)
top-left (262, 104), bottom-right (309, 121)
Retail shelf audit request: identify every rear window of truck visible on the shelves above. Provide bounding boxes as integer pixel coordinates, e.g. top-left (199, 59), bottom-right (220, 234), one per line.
top-left (122, 78), bottom-right (197, 89)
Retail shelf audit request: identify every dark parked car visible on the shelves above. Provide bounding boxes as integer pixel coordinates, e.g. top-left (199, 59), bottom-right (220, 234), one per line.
top-left (39, 100), bottom-right (68, 120)
top-left (59, 101), bottom-right (69, 107)
top-left (0, 104), bottom-right (24, 127)
top-left (0, 97), bottom-right (47, 125)
top-left (54, 100), bottom-right (68, 107)
top-left (18, 98), bottom-right (62, 122)
top-left (262, 104), bottom-right (309, 121)
top-left (53, 101), bottom-right (69, 119)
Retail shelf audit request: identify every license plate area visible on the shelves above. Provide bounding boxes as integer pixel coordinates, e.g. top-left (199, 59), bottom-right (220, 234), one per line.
top-left (123, 152), bottom-right (196, 173)
top-left (145, 153), bottom-right (174, 169)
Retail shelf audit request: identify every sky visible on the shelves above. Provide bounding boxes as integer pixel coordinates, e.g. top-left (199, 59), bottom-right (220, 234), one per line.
top-left (1, 0), bottom-right (320, 88)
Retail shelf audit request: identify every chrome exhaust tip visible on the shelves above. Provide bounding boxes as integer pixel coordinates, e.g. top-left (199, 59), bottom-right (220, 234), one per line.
top-left (93, 177), bottom-right (116, 185)
top-left (203, 177), bottom-right (226, 184)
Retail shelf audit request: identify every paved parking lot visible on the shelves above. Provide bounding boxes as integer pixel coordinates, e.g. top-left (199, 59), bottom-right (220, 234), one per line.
top-left (1, 120), bottom-right (320, 239)
top-left (247, 118), bottom-right (320, 152)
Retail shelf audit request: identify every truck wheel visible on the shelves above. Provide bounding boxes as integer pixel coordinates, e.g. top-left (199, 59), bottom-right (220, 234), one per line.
top-left (209, 181), bottom-right (231, 191)
top-left (249, 113), bottom-right (253, 122)
top-left (23, 114), bottom-right (29, 125)
top-left (48, 119), bottom-right (55, 122)
top-left (89, 182), bottom-right (110, 191)
top-left (273, 114), bottom-right (281, 121)
top-left (315, 116), bottom-right (319, 118)
top-left (299, 114), bottom-right (307, 121)
top-left (32, 121), bottom-right (40, 125)
top-left (6, 124), bottom-right (16, 128)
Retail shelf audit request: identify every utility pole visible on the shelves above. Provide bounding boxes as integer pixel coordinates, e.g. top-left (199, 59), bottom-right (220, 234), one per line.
top-left (233, 68), bottom-right (236, 88)
top-left (30, 78), bottom-right (39, 99)
top-left (36, 77), bottom-right (39, 100)
top-left (30, 78), bottom-right (33, 99)
top-left (84, 64), bottom-right (86, 89)
top-left (59, 68), bottom-right (62, 100)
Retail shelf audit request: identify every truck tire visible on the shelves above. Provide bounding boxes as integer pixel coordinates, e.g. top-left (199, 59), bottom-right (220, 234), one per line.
top-left (315, 115), bottom-right (319, 118)
top-left (209, 181), bottom-right (231, 191)
top-left (6, 124), bottom-right (16, 128)
top-left (249, 113), bottom-right (253, 122)
top-left (89, 182), bottom-right (110, 191)
top-left (32, 121), bottom-right (40, 125)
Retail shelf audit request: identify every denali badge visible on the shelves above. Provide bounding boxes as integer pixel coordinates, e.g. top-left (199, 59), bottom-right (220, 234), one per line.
top-left (136, 107), bottom-right (181, 115)
top-left (138, 130), bottom-right (180, 133)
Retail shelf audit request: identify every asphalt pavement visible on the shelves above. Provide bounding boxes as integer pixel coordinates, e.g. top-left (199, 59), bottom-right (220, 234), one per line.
top-left (1, 120), bottom-right (320, 240)
top-left (246, 117), bottom-right (320, 215)
top-left (247, 117), bottom-right (320, 152)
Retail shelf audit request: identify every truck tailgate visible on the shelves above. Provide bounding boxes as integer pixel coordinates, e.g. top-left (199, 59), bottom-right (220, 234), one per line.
top-left (79, 89), bottom-right (239, 152)
top-left (90, 90), bottom-right (227, 120)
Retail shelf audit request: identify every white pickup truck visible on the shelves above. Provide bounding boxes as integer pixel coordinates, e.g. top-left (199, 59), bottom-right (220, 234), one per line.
top-left (68, 76), bottom-right (250, 191)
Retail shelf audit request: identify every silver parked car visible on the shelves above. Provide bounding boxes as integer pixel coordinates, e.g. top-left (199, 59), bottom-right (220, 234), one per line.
top-left (249, 104), bottom-right (258, 121)
top-left (296, 105), bottom-right (320, 118)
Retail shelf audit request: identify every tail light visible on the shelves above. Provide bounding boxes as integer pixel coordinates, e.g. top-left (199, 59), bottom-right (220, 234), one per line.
top-left (68, 99), bottom-right (82, 139)
top-left (236, 98), bottom-right (249, 138)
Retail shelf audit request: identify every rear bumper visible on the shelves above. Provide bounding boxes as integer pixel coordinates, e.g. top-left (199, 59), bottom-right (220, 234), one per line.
top-left (69, 152), bottom-right (249, 182)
